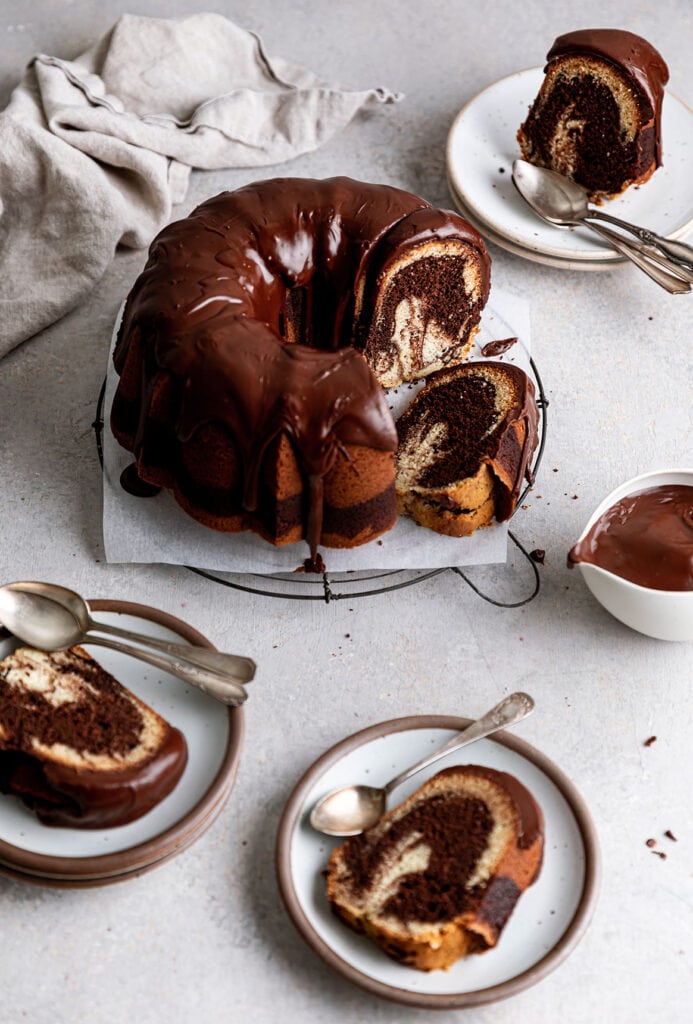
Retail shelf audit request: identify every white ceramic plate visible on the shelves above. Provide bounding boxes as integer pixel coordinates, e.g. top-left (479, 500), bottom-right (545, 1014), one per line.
top-left (0, 601), bottom-right (244, 884)
top-left (446, 68), bottom-right (693, 263)
top-left (276, 715), bottom-right (600, 1009)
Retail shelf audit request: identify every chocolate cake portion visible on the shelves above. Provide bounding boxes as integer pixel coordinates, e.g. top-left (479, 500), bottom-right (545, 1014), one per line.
top-left (396, 362), bottom-right (538, 536)
top-left (0, 646), bottom-right (187, 828)
top-left (326, 765), bottom-right (544, 971)
top-left (111, 178), bottom-right (490, 564)
top-left (518, 29), bottom-right (669, 199)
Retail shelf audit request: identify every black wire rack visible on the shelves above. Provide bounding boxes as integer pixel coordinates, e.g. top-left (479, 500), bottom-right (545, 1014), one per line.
top-left (94, 355), bottom-right (548, 605)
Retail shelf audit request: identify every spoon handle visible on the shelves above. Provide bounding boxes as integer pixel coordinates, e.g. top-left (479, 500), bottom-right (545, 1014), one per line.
top-left (382, 692), bottom-right (535, 796)
top-left (585, 221), bottom-right (690, 294)
top-left (586, 211), bottom-right (693, 271)
top-left (86, 618), bottom-right (256, 683)
top-left (83, 636), bottom-right (248, 706)
top-left (585, 222), bottom-right (693, 282)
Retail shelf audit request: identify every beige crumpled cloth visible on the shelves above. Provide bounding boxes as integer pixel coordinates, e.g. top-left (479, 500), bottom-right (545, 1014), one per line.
top-left (0, 12), bottom-right (401, 356)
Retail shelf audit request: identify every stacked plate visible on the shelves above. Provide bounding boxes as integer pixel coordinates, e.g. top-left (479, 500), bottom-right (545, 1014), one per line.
top-left (0, 602), bottom-right (244, 887)
top-left (446, 68), bottom-right (693, 271)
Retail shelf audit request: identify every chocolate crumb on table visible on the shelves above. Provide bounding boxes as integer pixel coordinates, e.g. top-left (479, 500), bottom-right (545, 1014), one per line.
top-left (646, 838), bottom-right (657, 848)
top-left (530, 549), bottom-right (546, 564)
top-left (664, 830), bottom-right (677, 842)
top-left (651, 851), bottom-right (667, 860)
top-left (644, 735), bottom-right (657, 747)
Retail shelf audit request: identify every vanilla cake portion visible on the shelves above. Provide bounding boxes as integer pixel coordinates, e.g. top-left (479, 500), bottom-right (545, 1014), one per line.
top-left (0, 646), bottom-right (187, 828)
top-left (395, 361), bottom-right (539, 537)
top-left (326, 765), bottom-right (544, 972)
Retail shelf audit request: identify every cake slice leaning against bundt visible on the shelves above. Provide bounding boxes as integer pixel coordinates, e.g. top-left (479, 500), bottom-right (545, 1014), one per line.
top-left (517, 29), bottom-right (669, 200)
top-left (395, 361), bottom-right (539, 536)
top-left (326, 765), bottom-right (544, 971)
top-left (0, 646), bottom-right (187, 828)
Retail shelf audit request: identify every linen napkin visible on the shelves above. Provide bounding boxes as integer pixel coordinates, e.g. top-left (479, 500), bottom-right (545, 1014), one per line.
top-left (0, 12), bottom-right (401, 357)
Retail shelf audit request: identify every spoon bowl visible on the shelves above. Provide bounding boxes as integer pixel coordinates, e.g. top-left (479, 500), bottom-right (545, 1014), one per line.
top-left (512, 159), bottom-right (693, 293)
top-left (310, 692), bottom-right (534, 836)
top-left (512, 159), bottom-right (587, 226)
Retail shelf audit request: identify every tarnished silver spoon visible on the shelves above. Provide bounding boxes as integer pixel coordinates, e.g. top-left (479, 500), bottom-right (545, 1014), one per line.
top-left (309, 692), bottom-right (534, 836)
top-left (0, 584), bottom-right (251, 706)
top-left (3, 581), bottom-right (255, 682)
top-left (512, 159), bottom-right (693, 294)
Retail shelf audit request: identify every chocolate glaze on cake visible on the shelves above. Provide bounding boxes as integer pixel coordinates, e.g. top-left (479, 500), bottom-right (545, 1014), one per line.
top-left (0, 647), bottom-right (187, 828)
top-left (568, 484), bottom-right (693, 590)
top-left (111, 177), bottom-right (491, 562)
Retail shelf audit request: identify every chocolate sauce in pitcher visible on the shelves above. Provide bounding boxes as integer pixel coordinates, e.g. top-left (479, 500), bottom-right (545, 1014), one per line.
top-left (568, 484), bottom-right (693, 591)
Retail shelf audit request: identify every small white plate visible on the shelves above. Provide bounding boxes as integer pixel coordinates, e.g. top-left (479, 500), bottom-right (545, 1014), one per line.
top-left (446, 68), bottom-right (693, 264)
top-left (0, 601), bottom-right (244, 885)
top-left (276, 715), bottom-right (600, 1009)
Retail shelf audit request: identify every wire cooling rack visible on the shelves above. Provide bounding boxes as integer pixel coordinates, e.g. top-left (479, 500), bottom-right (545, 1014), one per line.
top-left (94, 355), bottom-right (547, 605)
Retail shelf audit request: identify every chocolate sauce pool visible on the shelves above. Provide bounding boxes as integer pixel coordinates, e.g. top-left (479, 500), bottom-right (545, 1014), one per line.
top-left (568, 484), bottom-right (693, 591)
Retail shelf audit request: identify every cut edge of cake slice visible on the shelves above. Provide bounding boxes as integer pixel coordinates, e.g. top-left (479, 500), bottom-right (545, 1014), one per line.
top-left (395, 361), bottom-right (539, 537)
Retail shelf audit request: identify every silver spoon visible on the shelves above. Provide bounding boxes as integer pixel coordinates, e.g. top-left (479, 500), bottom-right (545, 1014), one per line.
top-left (512, 159), bottom-right (692, 294)
top-left (0, 585), bottom-right (249, 706)
top-left (309, 692), bottom-right (534, 836)
top-left (3, 581), bottom-right (255, 683)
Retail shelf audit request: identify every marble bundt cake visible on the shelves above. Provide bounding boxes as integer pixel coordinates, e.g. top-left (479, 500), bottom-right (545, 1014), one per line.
top-left (326, 765), bottom-right (544, 971)
top-left (110, 177), bottom-right (491, 563)
top-left (517, 29), bottom-right (669, 200)
top-left (395, 362), bottom-right (538, 536)
top-left (0, 646), bottom-right (187, 828)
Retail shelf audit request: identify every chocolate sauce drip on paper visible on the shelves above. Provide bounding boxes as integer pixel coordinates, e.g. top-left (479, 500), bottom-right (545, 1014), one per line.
top-left (481, 337), bottom-right (517, 357)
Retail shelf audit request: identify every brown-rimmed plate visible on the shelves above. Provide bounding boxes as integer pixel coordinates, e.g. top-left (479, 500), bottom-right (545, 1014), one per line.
top-left (276, 715), bottom-right (600, 1009)
top-left (0, 600), bottom-right (245, 886)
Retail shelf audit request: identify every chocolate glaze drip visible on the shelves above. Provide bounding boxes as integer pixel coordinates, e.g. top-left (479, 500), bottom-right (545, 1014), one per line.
top-left (120, 463), bottom-right (161, 498)
top-left (0, 730), bottom-right (187, 829)
top-left (481, 337), bottom-right (517, 357)
top-left (568, 483), bottom-right (693, 591)
top-left (547, 29), bottom-right (669, 165)
top-left (112, 177), bottom-right (491, 561)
